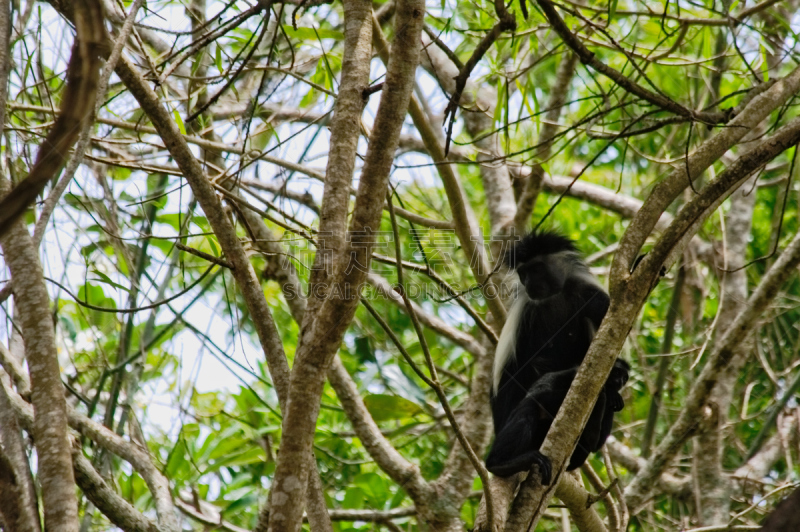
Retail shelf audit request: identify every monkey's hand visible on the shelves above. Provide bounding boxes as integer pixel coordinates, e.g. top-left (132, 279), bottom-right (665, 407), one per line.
top-left (609, 391), bottom-right (625, 412)
top-left (607, 359), bottom-right (630, 394)
top-left (530, 452), bottom-right (552, 485)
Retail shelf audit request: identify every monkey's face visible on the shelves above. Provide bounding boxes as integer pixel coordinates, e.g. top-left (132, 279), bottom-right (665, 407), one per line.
top-left (516, 255), bottom-right (567, 300)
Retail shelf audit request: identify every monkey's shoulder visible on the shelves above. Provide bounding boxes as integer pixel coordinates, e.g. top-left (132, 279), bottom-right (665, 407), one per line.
top-left (523, 288), bottom-right (605, 323)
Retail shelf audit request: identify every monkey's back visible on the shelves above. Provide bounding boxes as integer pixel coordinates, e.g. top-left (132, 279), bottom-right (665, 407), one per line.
top-left (491, 286), bottom-right (607, 432)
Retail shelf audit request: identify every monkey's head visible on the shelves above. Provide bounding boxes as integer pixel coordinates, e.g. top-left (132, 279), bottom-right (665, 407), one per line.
top-left (506, 231), bottom-right (578, 300)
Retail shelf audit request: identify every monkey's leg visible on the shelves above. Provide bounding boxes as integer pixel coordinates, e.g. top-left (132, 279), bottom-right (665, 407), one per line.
top-left (487, 368), bottom-right (578, 483)
top-left (486, 398), bottom-right (553, 484)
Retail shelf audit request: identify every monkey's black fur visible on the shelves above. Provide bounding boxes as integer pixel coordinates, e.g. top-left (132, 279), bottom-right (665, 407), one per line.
top-left (486, 231), bottom-right (627, 484)
top-left (486, 359), bottom-right (629, 482)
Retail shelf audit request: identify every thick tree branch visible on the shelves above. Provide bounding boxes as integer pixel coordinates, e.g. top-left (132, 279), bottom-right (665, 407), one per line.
top-left (556, 471), bottom-right (608, 532)
top-left (373, 16), bottom-right (507, 322)
top-left (0, 185), bottom-right (80, 531)
top-left (611, 64), bottom-right (800, 288)
top-left (72, 448), bottom-right (160, 532)
top-left (0, 375), bottom-right (39, 532)
top-left (302, 0), bottom-right (373, 320)
top-left (692, 176), bottom-right (756, 525)
top-left (625, 228), bottom-right (800, 510)
top-left (112, 49), bottom-right (292, 416)
top-left (0, 0), bottom-right (105, 236)
top-left (264, 2), bottom-right (425, 529)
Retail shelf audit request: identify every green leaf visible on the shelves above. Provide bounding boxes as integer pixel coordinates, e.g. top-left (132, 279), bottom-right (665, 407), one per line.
top-left (282, 26), bottom-right (343, 41)
top-left (389, 487), bottom-right (406, 509)
top-left (224, 492), bottom-right (259, 515)
top-left (355, 472), bottom-right (389, 507)
top-left (342, 487), bottom-right (365, 509)
top-left (166, 444), bottom-right (189, 477)
top-left (214, 447), bottom-right (266, 468)
top-left (215, 45), bottom-right (223, 75)
top-left (173, 108), bottom-right (186, 135)
top-left (363, 394), bottom-right (423, 421)
top-left (90, 271), bottom-right (130, 293)
top-left (355, 335), bottom-right (376, 363)
top-left (77, 283), bottom-right (113, 308)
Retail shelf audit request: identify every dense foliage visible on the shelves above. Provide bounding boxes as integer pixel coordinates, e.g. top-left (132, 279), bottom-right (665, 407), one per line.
top-left (1, 0), bottom-right (799, 531)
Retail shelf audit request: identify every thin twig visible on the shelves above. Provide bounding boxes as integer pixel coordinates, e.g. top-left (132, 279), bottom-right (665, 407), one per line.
top-left (385, 192), bottom-right (496, 529)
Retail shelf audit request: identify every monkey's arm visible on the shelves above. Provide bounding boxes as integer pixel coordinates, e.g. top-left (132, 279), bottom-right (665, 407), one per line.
top-left (606, 359), bottom-right (630, 412)
top-left (573, 359), bottom-right (630, 469)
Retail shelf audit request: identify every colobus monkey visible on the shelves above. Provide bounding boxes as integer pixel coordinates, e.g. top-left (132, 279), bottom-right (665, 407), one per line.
top-left (486, 231), bottom-right (627, 483)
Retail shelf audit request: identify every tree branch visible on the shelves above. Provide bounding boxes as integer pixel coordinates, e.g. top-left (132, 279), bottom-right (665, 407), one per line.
top-left (0, 0), bottom-right (105, 236)
top-left (264, 1), bottom-right (426, 529)
top-left (373, 16), bottom-right (507, 322)
top-left (625, 228), bottom-right (800, 510)
top-left (611, 63), bottom-right (800, 288)
top-left (534, 0), bottom-right (727, 125)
